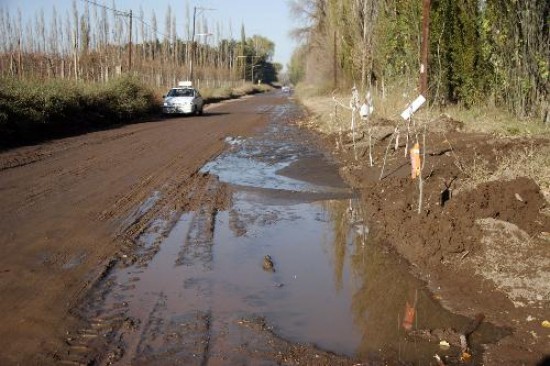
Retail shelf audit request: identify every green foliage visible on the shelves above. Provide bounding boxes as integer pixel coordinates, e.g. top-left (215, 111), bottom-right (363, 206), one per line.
top-left (375, 0), bottom-right (421, 81)
top-left (291, 0), bottom-right (549, 121)
top-left (248, 35), bottom-right (275, 61)
top-left (430, 0), bottom-right (487, 106)
top-left (288, 45), bottom-right (307, 85)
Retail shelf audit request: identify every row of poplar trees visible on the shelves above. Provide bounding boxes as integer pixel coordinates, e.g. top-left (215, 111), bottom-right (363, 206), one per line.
top-left (288, 0), bottom-right (549, 122)
top-left (0, 1), bottom-right (279, 88)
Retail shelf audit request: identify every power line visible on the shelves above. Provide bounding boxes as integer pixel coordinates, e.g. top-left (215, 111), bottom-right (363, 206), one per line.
top-left (80, 0), bottom-right (132, 70)
top-left (80, 0), bottom-right (177, 40)
top-left (134, 17), bottom-right (171, 40)
top-left (80, 0), bottom-right (130, 17)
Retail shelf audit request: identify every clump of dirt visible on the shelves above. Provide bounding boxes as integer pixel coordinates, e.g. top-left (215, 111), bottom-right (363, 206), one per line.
top-left (357, 175), bottom-right (550, 268)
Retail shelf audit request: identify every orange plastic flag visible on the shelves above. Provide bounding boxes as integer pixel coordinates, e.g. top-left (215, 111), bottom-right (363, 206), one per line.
top-left (410, 142), bottom-right (421, 179)
top-left (402, 301), bottom-right (416, 330)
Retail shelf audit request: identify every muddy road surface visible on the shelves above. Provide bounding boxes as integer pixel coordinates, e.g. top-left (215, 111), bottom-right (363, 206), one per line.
top-left (0, 95), bottom-right (275, 364)
top-left (1, 93), bottom-right (509, 365)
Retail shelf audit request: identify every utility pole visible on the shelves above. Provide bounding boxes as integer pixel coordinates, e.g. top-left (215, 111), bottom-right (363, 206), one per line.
top-left (251, 64), bottom-right (261, 84)
top-left (80, 1), bottom-right (133, 73)
top-left (236, 55), bottom-right (259, 82)
top-left (189, 6), bottom-right (196, 83)
top-left (419, 0), bottom-right (431, 97)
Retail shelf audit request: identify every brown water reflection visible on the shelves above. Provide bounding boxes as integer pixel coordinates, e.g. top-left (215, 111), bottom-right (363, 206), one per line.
top-left (322, 199), bottom-right (509, 363)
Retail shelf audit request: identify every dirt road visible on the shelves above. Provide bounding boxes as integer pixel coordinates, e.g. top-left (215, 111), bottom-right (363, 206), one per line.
top-left (2, 91), bottom-right (549, 366)
top-left (0, 94), bottom-right (280, 365)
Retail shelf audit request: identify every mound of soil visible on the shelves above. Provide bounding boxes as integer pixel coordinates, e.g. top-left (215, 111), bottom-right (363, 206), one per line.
top-left (334, 129), bottom-right (550, 268)
top-left (358, 175), bottom-right (550, 268)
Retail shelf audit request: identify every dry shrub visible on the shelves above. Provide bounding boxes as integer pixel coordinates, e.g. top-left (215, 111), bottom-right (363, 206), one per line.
top-left (438, 104), bottom-right (550, 137)
top-left (461, 144), bottom-right (550, 200)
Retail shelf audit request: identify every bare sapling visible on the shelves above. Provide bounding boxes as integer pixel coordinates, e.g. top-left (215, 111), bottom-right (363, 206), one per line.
top-left (332, 97), bottom-right (341, 150)
top-left (417, 127), bottom-right (427, 214)
top-left (350, 86), bottom-right (360, 161)
top-left (394, 131), bottom-right (400, 151)
top-left (405, 117), bottom-right (412, 157)
top-left (360, 91), bottom-right (374, 167)
top-left (351, 108), bottom-right (358, 160)
top-left (368, 127), bottom-right (373, 166)
top-left (332, 90), bottom-right (357, 159)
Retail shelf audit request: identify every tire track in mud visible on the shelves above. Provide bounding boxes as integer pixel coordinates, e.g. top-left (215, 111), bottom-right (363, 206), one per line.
top-left (175, 178), bottom-right (222, 268)
top-left (58, 173), bottom-right (226, 365)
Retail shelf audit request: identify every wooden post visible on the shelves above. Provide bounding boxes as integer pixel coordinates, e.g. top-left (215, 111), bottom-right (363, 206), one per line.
top-left (419, 0), bottom-right (431, 97)
top-left (189, 6), bottom-right (196, 83)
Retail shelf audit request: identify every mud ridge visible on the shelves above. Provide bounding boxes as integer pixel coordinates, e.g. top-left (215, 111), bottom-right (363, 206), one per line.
top-left (62, 174), bottom-right (230, 365)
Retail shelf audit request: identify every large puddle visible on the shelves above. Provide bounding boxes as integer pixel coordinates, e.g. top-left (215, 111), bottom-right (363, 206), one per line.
top-left (81, 100), bottom-right (508, 364)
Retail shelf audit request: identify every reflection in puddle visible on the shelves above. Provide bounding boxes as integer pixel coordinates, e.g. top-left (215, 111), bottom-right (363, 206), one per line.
top-left (84, 101), bottom-right (507, 364)
top-left (98, 194), bottom-right (506, 364)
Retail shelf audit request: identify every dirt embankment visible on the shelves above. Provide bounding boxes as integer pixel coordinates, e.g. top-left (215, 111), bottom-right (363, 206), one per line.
top-left (303, 114), bottom-right (550, 365)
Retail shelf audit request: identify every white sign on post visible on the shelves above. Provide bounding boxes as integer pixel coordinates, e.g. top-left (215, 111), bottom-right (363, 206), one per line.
top-left (360, 91), bottom-right (374, 120)
top-left (400, 95), bottom-right (426, 120)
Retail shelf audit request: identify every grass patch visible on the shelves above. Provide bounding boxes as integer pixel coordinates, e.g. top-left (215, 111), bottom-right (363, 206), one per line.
top-left (295, 80), bottom-right (550, 138)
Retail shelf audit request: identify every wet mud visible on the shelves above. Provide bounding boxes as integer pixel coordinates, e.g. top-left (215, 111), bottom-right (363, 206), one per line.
top-left (63, 95), bottom-right (510, 365)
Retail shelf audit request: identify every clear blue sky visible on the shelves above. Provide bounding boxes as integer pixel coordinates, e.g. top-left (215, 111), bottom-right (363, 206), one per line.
top-left (0, 0), bottom-right (297, 69)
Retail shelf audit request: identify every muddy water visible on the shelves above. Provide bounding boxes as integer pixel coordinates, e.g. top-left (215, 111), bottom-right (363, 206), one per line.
top-left (75, 98), bottom-right (507, 365)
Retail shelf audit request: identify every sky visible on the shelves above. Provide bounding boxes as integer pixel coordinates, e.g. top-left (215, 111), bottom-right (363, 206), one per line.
top-left (0, 0), bottom-right (298, 69)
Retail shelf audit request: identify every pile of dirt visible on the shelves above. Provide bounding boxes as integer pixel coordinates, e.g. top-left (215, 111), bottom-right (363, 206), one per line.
top-left (332, 127), bottom-right (550, 269)
top-left (356, 174), bottom-right (550, 268)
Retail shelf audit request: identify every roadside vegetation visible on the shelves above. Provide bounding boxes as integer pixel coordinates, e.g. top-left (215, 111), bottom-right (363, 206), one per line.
top-left (289, 0), bottom-right (550, 195)
top-left (0, 75), bottom-right (157, 148)
top-left (289, 0), bottom-right (549, 123)
top-left (0, 76), bottom-right (272, 149)
top-left (200, 83), bottom-right (272, 103)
